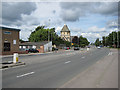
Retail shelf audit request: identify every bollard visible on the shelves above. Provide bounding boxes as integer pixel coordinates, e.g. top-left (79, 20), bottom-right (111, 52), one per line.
top-left (13, 53), bottom-right (19, 63)
top-left (87, 48), bottom-right (89, 51)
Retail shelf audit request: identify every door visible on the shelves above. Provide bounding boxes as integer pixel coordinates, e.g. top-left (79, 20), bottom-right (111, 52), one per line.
top-left (4, 43), bottom-right (11, 51)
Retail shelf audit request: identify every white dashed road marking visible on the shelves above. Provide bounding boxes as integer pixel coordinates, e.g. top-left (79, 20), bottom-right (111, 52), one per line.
top-left (17, 72), bottom-right (35, 78)
top-left (81, 56), bottom-right (85, 59)
top-left (108, 52), bottom-right (113, 56)
top-left (64, 61), bottom-right (71, 64)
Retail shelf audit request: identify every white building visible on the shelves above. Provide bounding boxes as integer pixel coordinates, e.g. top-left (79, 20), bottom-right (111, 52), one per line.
top-left (19, 41), bottom-right (52, 53)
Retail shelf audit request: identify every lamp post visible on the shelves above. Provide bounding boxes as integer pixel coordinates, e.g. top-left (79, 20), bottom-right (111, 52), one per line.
top-left (117, 23), bottom-right (119, 48)
top-left (48, 19), bottom-right (51, 42)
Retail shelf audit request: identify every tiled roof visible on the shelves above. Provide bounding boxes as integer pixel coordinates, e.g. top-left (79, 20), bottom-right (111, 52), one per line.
top-left (0, 26), bottom-right (20, 31)
top-left (61, 24), bottom-right (70, 32)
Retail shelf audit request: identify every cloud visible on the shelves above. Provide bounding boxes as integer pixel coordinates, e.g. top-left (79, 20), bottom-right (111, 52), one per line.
top-left (87, 26), bottom-right (106, 33)
top-left (80, 32), bottom-right (101, 38)
top-left (71, 27), bottom-right (81, 32)
top-left (60, 2), bottom-right (118, 22)
top-left (80, 32), bottom-right (102, 42)
top-left (2, 2), bottom-right (36, 25)
top-left (60, 9), bottom-right (81, 21)
top-left (106, 19), bottom-right (118, 28)
top-left (92, 2), bottom-right (118, 16)
top-left (55, 26), bottom-right (62, 35)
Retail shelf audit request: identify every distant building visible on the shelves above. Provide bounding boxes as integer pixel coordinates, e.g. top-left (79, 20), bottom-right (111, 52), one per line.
top-left (71, 36), bottom-right (79, 45)
top-left (60, 24), bottom-right (80, 45)
top-left (61, 24), bottom-right (71, 42)
top-left (0, 26), bottom-right (20, 55)
top-left (19, 41), bottom-right (52, 53)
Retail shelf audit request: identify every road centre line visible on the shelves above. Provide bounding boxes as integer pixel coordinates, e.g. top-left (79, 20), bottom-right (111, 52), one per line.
top-left (16, 72), bottom-right (35, 78)
top-left (64, 61), bottom-right (71, 64)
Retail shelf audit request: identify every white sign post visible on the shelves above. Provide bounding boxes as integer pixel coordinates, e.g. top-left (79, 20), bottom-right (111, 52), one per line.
top-left (13, 53), bottom-right (19, 63)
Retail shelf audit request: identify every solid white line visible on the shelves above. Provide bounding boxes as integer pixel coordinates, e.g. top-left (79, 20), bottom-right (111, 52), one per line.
top-left (16, 72), bottom-right (35, 78)
top-left (64, 61), bottom-right (71, 64)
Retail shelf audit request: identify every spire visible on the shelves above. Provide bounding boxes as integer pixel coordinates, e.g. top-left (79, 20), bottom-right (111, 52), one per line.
top-left (61, 24), bottom-right (70, 32)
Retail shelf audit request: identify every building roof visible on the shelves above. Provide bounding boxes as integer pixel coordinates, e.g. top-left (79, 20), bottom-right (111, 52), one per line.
top-left (0, 26), bottom-right (20, 31)
top-left (61, 24), bottom-right (70, 32)
top-left (20, 41), bottom-right (51, 46)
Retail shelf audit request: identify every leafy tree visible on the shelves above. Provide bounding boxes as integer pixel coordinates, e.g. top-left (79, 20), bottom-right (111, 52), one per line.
top-left (94, 38), bottom-right (100, 46)
top-left (101, 31), bottom-right (120, 48)
top-left (102, 36), bottom-right (106, 46)
top-left (79, 36), bottom-right (90, 47)
top-left (28, 26), bottom-right (71, 47)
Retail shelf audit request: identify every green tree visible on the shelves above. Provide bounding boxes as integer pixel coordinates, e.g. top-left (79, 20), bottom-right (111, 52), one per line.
top-left (79, 36), bottom-right (90, 47)
top-left (94, 38), bottom-right (100, 46)
top-left (101, 31), bottom-right (120, 48)
top-left (28, 26), bottom-right (71, 47)
top-left (102, 36), bottom-right (106, 46)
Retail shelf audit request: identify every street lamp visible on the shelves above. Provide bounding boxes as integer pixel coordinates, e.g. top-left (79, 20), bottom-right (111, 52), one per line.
top-left (48, 19), bottom-right (51, 42)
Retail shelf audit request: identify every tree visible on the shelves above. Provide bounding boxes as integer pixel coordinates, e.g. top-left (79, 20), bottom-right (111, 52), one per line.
top-left (79, 36), bottom-right (90, 47)
top-left (101, 31), bottom-right (120, 48)
top-left (94, 38), bottom-right (100, 46)
top-left (28, 26), bottom-right (71, 47)
top-left (102, 36), bottom-right (106, 46)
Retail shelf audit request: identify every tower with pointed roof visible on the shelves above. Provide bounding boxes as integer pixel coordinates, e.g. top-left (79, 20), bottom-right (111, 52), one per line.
top-left (60, 24), bottom-right (71, 42)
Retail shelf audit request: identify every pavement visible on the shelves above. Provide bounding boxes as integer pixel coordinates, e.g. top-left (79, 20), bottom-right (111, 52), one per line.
top-left (2, 47), bottom-right (117, 88)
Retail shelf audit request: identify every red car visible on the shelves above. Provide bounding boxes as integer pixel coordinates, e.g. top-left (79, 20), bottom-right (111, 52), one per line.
top-left (64, 47), bottom-right (70, 50)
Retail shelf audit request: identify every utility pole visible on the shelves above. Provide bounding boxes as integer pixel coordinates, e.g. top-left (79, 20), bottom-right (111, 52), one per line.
top-left (117, 23), bottom-right (119, 48)
top-left (48, 31), bottom-right (49, 42)
top-left (48, 19), bottom-right (51, 42)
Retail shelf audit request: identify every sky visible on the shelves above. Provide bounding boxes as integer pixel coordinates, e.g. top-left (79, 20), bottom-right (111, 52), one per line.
top-left (1, 0), bottom-right (119, 43)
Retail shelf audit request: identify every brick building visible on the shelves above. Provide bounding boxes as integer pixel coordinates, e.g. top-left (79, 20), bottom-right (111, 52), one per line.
top-left (0, 26), bottom-right (20, 55)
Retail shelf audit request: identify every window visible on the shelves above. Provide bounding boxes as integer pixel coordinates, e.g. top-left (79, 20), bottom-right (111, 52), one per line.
top-left (4, 43), bottom-right (11, 51)
top-left (4, 31), bottom-right (11, 34)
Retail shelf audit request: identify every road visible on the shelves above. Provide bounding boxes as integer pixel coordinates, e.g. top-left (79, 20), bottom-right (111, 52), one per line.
top-left (2, 47), bottom-right (115, 88)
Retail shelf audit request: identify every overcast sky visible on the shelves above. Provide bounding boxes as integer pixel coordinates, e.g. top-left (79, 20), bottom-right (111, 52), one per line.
top-left (1, 1), bottom-right (118, 43)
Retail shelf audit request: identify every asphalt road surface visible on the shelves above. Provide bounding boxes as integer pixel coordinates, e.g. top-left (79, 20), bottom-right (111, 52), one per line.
top-left (2, 48), bottom-right (110, 88)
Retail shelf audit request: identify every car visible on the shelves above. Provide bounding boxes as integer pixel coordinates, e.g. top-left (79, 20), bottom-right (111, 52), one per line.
top-left (52, 47), bottom-right (58, 51)
top-left (88, 46), bottom-right (90, 48)
top-left (74, 47), bottom-right (80, 50)
top-left (64, 47), bottom-right (70, 50)
top-left (97, 46), bottom-right (101, 49)
top-left (28, 48), bottom-right (39, 53)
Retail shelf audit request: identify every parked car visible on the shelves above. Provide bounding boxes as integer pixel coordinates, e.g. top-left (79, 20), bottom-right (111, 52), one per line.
top-left (64, 47), bottom-right (70, 50)
top-left (88, 46), bottom-right (90, 48)
top-left (27, 48), bottom-right (39, 53)
top-left (52, 47), bottom-right (58, 51)
top-left (74, 47), bottom-right (80, 50)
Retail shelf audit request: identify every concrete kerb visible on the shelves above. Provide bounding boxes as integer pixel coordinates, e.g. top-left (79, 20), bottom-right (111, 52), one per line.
top-left (2, 51), bottom-right (54, 58)
top-left (1, 62), bottom-right (25, 69)
top-left (2, 48), bottom-right (89, 58)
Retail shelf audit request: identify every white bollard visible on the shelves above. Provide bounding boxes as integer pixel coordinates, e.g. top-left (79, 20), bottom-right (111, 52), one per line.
top-left (87, 48), bottom-right (90, 51)
top-left (13, 53), bottom-right (19, 63)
